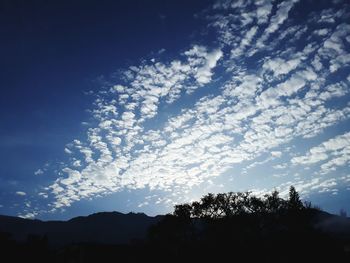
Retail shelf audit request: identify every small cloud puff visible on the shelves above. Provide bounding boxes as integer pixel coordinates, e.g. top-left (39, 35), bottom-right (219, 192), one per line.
top-left (34, 169), bottom-right (44, 175)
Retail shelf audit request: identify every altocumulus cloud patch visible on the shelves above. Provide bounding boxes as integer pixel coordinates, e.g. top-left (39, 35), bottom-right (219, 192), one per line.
top-left (21, 0), bottom-right (350, 218)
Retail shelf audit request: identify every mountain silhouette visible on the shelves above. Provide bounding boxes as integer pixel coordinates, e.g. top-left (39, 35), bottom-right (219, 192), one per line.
top-left (1, 208), bottom-right (349, 246)
top-left (1, 188), bottom-right (350, 262)
top-left (0, 211), bottom-right (162, 246)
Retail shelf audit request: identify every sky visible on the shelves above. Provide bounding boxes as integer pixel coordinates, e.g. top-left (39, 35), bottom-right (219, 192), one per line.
top-left (0, 0), bottom-right (350, 220)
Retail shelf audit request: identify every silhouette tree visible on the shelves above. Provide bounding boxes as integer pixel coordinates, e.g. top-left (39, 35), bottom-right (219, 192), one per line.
top-left (174, 204), bottom-right (192, 219)
top-left (264, 190), bottom-right (285, 213)
top-left (199, 193), bottom-right (216, 218)
top-left (148, 186), bottom-right (350, 262)
top-left (247, 195), bottom-right (266, 214)
top-left (288, 186), bottom-right (303, 211)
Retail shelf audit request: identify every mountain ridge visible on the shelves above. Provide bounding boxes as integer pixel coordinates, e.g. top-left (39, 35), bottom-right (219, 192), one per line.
top-left (1, 209), bottom-right (350, 246)
top-left (0, 211), bottom-right (163, 246)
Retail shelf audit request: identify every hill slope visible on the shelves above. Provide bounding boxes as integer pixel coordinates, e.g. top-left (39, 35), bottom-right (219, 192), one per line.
top-left (0, 212), bottom-right (162, 246)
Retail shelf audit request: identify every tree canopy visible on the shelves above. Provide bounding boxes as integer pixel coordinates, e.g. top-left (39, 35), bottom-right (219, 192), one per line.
top-left (173, 186), bottom-right (305, 220)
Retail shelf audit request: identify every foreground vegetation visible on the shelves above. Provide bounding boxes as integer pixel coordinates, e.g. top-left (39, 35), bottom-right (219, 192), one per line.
top-left (1, 187), bottom-right (349, 262)
top-left (149, 186), bottom-right (349, 262)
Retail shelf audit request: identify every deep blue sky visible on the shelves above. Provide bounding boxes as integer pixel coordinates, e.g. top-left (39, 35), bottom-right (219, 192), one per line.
top-left (0, 0), bottom-right (209, 203)
top-left (0, 0), bottom-right (350, 220)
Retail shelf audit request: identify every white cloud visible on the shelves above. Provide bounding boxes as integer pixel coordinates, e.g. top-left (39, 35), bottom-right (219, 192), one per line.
top-left (138, 201), bottom-right (149, 208)
top-left (231, 26), bottom-right (258, 57)
top-left (64, 148), bottom-right (73, 154)
top-left (256, 0), bottom-right (299, 47)
top-left (267, 0), bottom-right (299, 34)
top-left (318, 23), bottom-right (350, 73)
top-left (263, 57), bottom-right (301, 77)
top-left (16, 191), bottom-right (26, 196)
top-left (319, 82), bottom-right (348, 101)
top-left (292, 132), bottom-right (350, 173)
top-left (271, 151), bottom-right (282, 158)
top-left (330, 54), bottom-right (350, 73)
top-left (195, 48), bottom-right (223, 85)
top-left (38, 192), bottom-right (48, 198)
top-left (257, 74), bottom-right (306, 109)
top-left (18, 212), bottom-right (37, 219)
top-left (273, 163), bottom-right (288, 169)
top-left (72, 160), bottom-right (81, 167)
top-left (34, 169), bottom-right (44, 175)
top-left (314, 28), bottom-right (330, 36)
top-left (277, 176), bottom-right (348, 197)
top-left (255, 0), bottom-right (273, 25)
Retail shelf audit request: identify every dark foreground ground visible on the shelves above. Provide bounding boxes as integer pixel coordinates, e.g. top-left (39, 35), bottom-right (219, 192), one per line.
top-left (1, 189), bottom-right (350, 262)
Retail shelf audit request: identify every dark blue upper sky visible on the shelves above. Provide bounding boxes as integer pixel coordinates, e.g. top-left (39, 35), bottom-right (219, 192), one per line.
top-left (0, 0), bottom-right (350, 220)
top-left (0, 0), bottom-right (210, 202)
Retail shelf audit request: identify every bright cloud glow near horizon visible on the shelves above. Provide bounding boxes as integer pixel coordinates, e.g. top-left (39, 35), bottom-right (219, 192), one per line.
top-left (1, 0), bottom-right (350, 220)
